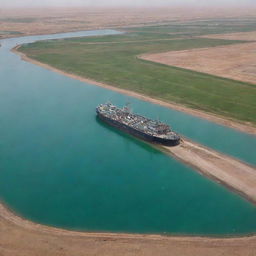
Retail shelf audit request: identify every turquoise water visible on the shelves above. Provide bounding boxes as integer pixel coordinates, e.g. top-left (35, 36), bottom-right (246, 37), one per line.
top-left (0, 30), bottom-right (256, 236)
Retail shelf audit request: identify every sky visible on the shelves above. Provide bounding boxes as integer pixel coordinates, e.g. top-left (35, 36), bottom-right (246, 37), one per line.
top-left (1, 0), bottom-right (255, 8)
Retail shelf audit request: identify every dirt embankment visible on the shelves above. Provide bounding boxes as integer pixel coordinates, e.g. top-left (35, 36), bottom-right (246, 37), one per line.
top-left (162, 139), bottom-right (256, 204)
top-left (1, 202), bottom-right (256, 256)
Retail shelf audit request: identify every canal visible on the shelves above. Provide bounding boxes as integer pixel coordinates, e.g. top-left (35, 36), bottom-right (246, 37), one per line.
top-left (0, 30), bottom-right (256, 236)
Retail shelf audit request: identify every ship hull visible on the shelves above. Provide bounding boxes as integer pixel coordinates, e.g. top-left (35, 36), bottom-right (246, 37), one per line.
top-left (97, 111), bottom-right (180, 146)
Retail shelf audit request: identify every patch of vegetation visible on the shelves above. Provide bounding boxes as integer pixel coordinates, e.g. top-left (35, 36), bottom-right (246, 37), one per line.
top-left (19, 20), bottom-right (256, 124)
top-left (124, 17), bottom-right (256, 36)
top-left (0, 17), bottom-right (38, 23)
top-left (0, 31), bottom-right (22, 35)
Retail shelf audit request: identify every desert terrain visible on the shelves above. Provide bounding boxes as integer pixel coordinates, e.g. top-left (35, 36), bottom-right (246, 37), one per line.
top-left (1, 7), bottom-right (256, 38)
top-left (200, 31), bottom-right (256, 41)
top-left (140, 39), bottom-right (256, 85)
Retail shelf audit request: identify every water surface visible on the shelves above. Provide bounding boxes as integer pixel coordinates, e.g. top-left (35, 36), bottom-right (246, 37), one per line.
top-left (0, 30), bottom-right (256, 236)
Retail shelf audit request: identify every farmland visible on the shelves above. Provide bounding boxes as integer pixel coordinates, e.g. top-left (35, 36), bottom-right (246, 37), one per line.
top-left (18, 19), bottom-right (256, 125)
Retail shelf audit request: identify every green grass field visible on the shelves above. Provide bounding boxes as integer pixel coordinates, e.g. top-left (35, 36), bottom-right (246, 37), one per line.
top-left (19, 19), bottom-right (256, 125)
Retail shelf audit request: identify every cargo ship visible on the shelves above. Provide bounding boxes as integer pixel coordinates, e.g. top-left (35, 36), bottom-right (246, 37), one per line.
top-left (96, 102), bottom-right (180, 146)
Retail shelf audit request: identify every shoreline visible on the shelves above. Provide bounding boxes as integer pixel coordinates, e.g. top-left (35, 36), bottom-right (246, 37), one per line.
top-left (9, 47), bottom-right (256, 201)
top-left (160, 139), bottom-right (256, 204)
top-left (0, 211), bottom-right (255, 256)
top-left (12, 45), bottom-right (256, 202)
top-left (0, 45), bottom-right (255, 255)
top-left (1, 200), bottom-right (256, 256)
top-left (0, 200), bottom-right (255, 240)
top-left (13, 46), bottom-right (256, 135)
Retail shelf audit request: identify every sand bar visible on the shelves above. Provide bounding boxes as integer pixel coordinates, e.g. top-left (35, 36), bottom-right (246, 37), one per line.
top-left (162, 139), bottom-right (256, 204)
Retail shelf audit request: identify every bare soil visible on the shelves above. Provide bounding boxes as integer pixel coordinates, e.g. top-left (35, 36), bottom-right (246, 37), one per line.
top-left (1, 7), bottom-right (256, 38)
top-left (1, 205), bottom-right (256, 256)
top-left (200, 31), bottom-right (256, 41)
top-left (163, 139), bottom-right (256, 204)
top-left (140, 42), bottom-right (256, 85)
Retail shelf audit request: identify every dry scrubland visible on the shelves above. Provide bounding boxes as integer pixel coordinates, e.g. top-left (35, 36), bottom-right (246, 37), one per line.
top-left (141, 40), bottom-right (256, 84)
top-left (1, 7), bottom-right (256, 38)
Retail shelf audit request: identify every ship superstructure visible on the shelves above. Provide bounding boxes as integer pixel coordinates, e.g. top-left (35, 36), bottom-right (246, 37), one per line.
top-left (96, 102), bottom-right (180, 146)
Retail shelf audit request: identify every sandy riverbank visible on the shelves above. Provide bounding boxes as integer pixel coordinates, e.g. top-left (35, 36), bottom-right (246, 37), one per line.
top-left (1, 200), bottom-right (256, 256)
top-left (13, 46), bottom-right (256, 135)
top-left (161, 139), bottom-right (256, 204)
